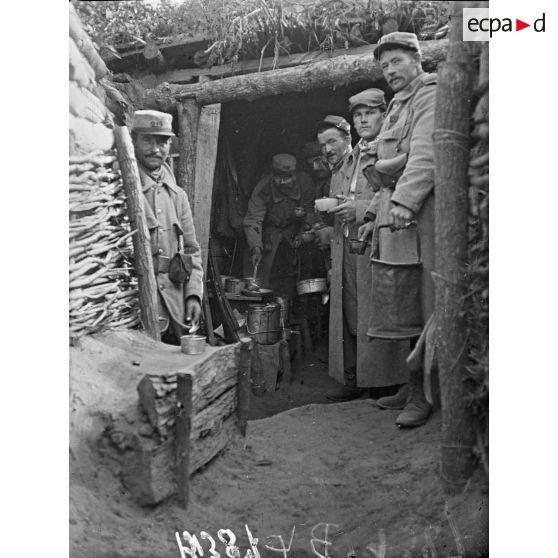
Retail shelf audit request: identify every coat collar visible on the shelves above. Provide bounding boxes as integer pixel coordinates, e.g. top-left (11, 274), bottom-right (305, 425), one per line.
top-left (393, 72), bottom-right (437, 102)
top-left (138, 162), bottom-right (180, 194)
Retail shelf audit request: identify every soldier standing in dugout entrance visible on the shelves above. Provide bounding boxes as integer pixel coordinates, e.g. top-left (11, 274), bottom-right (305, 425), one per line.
top-left (131, 110), bottom-right (204, 344)
top-left (318, 92), bottom-right (409, 402)
top-left (359, 32), bottom-right (438, 428)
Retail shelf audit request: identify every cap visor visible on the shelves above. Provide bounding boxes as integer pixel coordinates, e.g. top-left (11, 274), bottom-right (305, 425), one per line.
top-left (131, 127), bottom-right (175, 137)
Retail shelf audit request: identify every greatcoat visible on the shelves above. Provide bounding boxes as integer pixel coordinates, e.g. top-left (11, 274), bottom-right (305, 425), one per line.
top-left (328, 143), bottom-right (409, 387)
top-left (138, 162), bottom-right (204, 336)
top-left (243, 170), bottom-right (315, 289)
top-left (367, 72), bottom-right (437, 324)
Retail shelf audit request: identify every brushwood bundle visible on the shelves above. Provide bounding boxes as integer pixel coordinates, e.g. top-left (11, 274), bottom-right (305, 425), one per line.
top-left (69, 149), bottom-right (140, 342)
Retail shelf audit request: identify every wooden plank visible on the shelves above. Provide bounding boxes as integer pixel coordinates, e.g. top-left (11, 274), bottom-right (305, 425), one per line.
top-left (177, 100), bottom-right (201, 204)
top-left (114, 127), bottom-right (160, 341)
top-left (193, 103), bottom-right (221, 270)
top-left (237, 337), bottom-right (253, 436)
top-left (189, 414), bottom-right (240, 474)
top-left (175, 373), bottom-right (193, 507)
top-left (191, 387), bottom-right (237, 438)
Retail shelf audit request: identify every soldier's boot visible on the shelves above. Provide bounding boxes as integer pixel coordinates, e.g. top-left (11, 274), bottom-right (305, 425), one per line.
top-left (376, 384), bottom-right (409, 410)
top-left (395, 369), bottom-right (431, 428)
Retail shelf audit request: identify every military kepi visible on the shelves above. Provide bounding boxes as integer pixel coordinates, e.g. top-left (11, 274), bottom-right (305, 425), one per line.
top-left (348, 88), bottom-right (386, 113)
top-left (373, 32), bottom-right (421, 59)
top-left (317, 115), bottom-right (351, 135)
top-left (131, 110), bottom-right (175, 136)
top-left (272, 153), bottom-right (297, 175)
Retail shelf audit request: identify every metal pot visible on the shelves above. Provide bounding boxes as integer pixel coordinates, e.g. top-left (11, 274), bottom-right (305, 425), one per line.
top-left (246, 303), bottom-right (281, 344)
top-left (180, 335), bottom-right (207, 355)
top-left (348, 238), bottom-right (369, 255)
top-left (296, 277), bottom-right (328, 295)
top-left (225, 277), bottom-right (244, 294)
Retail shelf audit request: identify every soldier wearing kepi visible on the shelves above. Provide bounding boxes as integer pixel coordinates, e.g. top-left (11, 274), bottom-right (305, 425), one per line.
top-left (320, 92), bottom-right (409, 402)
top-left (359, 32), bottom-right (437, 427)
top-left (131, 110), bottom-right (203, 343)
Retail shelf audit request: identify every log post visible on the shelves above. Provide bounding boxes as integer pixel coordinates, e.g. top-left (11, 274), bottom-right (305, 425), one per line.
top-left (143, 43), bottom-right (168, 74)
top-left (114, 127), bottom-right (160, 340)
top-left (175, 373), bottom-right (193, 508)
top-left (237, 337), bottom-right (253, 436)
top-left (177, 100), bottom-right (201, 205)
top-left (433, 1), bottom-right (476, 492)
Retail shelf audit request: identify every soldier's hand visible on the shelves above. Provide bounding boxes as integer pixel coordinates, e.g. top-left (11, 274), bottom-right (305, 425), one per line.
top-left (389, 205), bottom-right (414, 230)
top-left (329, 197), bottom-right (357, 223)
top-left (185, 296), bottom-right (202, 325)
top-left (251, 247), bottom-right (262, 268)
top-left (358, 221), bottom-right (375, 241)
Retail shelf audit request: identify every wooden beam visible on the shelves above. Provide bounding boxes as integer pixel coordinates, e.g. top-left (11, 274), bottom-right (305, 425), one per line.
top-left (114, 127), bottom-right (161, 341)
top-left (69, 3), bottom-right (109, 81)
top-left (193, 103), bottom-right (221, 270)
top-left (142, 39), bottom-right (448, 110)
top-left (143, 43), bottom-right (168, 74)
top-left (177, 100), bottom-right (201, 204)
top-left (237, 337), bottom-right (253, 436)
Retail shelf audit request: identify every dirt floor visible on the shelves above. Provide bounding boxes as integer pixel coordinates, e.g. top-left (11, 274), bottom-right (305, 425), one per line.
top-left (69, 331), bottom-right (488, 558)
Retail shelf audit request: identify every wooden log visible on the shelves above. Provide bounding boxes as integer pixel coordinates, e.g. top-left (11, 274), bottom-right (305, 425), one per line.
top-left (177, 100), bottom-right (201, 204)
top-left (237, 337), bottom-right (253, 436)
top-left (136, 343), bottom-right (239, 436)
top-left (114, 127), bottom-right (160, 340)
top-left (175, 373), bottom-right (192, 507)
top-left (143, 43), bottom-right (168, 74)
top-left (433, 1), bottom-right (476, 492)
top-left (191, 387), bottom-right (237, 438)
top-left (142, 40), bottom-right (448, 110)
top-left (193, 103), bottom-right (221, 270)
top-left (69, 3), bottom-right (109, 81)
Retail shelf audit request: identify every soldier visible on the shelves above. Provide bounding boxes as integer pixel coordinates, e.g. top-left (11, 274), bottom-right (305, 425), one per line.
top-left (131, 110), bottom-right (203, 344)
top-left (243, 153), bottom-right (315, 302)
top-left (319, 93), bottom-right (409, 402)
top-left (359, 32), bottom-right (437, 427)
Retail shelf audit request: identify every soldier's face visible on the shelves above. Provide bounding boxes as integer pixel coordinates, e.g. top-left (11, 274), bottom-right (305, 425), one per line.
top-left (133, 133), bottom-right (171, 171)
top-left (317, 128), bottom-right (351, 167)
top-left (352, 107), bottom-right (384, 140)
top-left (379, 49), bottom-right (421, 92)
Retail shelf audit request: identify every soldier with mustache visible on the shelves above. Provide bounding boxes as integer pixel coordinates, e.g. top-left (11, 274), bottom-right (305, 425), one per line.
top-left (131, 110), bottom-right (203, 344)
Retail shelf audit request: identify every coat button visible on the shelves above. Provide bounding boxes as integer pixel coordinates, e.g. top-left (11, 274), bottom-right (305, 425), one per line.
top-left (158, 249), bottom-right (164, 254)
top-left (160, 285), bottom-right (165, 291)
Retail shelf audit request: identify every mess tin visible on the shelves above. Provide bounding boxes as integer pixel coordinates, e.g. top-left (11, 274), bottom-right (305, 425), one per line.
top-left (348, 238), bottom-right (369, 255)
top-left (314, 197), bottom-right (339, 212)
top-left (180, 334), bottom-right (207, 355)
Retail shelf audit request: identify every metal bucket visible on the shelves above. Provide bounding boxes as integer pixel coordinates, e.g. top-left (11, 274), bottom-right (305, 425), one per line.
top-left (367, 223), bottom-right (423, 340)
top-left (247, 302), bottom-right (281, 345)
